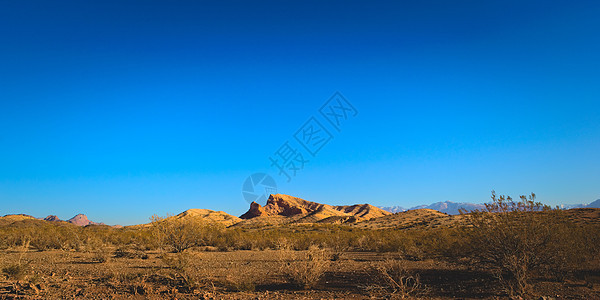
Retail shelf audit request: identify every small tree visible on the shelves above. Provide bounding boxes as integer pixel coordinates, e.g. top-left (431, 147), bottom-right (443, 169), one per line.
top-left (462, 191), bottom-right (563, 296)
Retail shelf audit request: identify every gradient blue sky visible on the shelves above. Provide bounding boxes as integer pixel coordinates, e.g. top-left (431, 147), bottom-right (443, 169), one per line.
top-left (1, 1), bottom-right (599, 225)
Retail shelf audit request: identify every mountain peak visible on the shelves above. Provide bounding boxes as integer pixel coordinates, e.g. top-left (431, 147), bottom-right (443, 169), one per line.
top-left (44, 215), bottom-right (62, 222)
top-left (240, 201), bottom-right (267, 219)
top-left (67, 214), bottom-right (103, 226)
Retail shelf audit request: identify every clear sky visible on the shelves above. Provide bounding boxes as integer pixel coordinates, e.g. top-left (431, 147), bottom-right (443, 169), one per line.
top-left (1, 1), bottom-right (599, 225)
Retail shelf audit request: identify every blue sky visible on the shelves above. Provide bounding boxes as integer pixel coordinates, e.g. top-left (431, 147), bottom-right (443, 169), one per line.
top-left (0, 1), bottom-right (599, 225)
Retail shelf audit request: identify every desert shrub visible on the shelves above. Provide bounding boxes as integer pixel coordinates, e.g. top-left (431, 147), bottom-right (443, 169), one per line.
top-left (277, 245), bottom-right (331, 289)
top-left (161, 252), bottom-right (213, 293)
top-left (25, 226), bottom-right (62, 251)
top-left (92, 251), bottom-right (109, 263)
top-left (462, 191), bottom-right (567, 296)
top-left (540, 220), bottom-right (600, 279)
top-left (11, 223), bottom-right (86, 251)
top-left (2, 263), bottom-right (30, 281)
top-left (225, 270), bottom-right (257, 292)
top-left (151, 215), bottom-right (222, 253)
top-left (208, 224), bottom-right (463, 257)
top-left (364, 259), bottom-right (425, 299)
top-left (126, 272), bottom-right (154, 295)
top-left (113, 246), bottom-right (148, 259)
top-left (102, 266), bottom-right (155, 296)
top-left (2, 253), bottom-right (31, 281)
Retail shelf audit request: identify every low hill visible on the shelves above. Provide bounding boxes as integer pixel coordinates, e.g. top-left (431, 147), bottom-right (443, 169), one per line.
top-left (563, 208), bottom-right (600, 225)
top-left (175, 209), bottom-right (242, 227)
top-left (130, 208), bottom-right (242, 228)
top-left (0, 214), bottom-right (39, 226)
top-left (353, 209), bottom-right (463, 230)
top-left (44, 215), bottom-right (62, 222)
top-left (334, 203), bottom-right (390, 219)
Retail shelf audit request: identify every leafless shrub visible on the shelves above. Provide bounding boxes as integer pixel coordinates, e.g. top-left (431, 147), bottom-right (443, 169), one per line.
top-left (161, 252), bottom-right (214, 294)
top-left (363, 259), bottom-right (425, 299)
top-left (103, 267), bottom-right (155, 296)
top-left (127, 273), bottom-right (154, 295)
top-left (80, 234), bottom-right (105, 253)
top-left (462, 191), bottom-right (566, 297)
top-left (113, 246), bottom-right (148, 259)
top-left (225, 270), bottom-right (257, 292)
top-left (2, 263), bottom-right (30, 281)
top-left (151, 215), bottom-right (220, 253)
top-left (91, 251), bottom-right (109, 263)
top-left (2, 254), bottom-right (31, 281)
top-left (277, 245), bottom-right (331, 289)
top-left (1, 239), bottom-right (32, 282)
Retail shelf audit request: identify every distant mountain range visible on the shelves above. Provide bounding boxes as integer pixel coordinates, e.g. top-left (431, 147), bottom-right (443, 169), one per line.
top-left (3, 197), bottom-right (598, 226)
top-left (380, 201), bottom-right (485, 215)
top-left (558, 199), bottom-right (600, 209)
top-left (0, 213), bottom-right (105, 226)
top-left (44, 213), bottom-right (105, 226)
top-left (380, 199), bottom-right (600, 215)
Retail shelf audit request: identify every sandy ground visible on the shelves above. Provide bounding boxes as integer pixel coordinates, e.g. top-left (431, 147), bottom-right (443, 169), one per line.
top-left (1, 248), bottom-right (599, 299)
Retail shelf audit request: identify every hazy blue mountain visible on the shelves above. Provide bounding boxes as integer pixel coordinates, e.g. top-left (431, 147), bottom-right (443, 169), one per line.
top-left (381, 199), bottom-right (600, 215)
top-left (409, 201), bottom-right (485, 215)
top-left (380, 201), bottom-right (485, 215)
top-left (585, 199), bottom-right (600, 208)
top-left (378, 206), bottom-right (406, 213)
top-left (559, 204), bottom-right (585, 209)
top-left (559, 199), bottom-right (600, 209)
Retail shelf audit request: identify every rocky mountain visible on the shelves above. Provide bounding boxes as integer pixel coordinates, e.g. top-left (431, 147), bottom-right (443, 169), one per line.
top-left (67, 214), bottom-right (104, 226)
top-left (239, 194), bottom-right (390, 224)
top-left (44, 215), bottom-right (62, 222)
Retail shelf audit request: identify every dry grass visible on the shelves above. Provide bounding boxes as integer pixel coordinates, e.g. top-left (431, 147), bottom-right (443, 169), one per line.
top-left (0, 249), bottom-right (598, 298)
